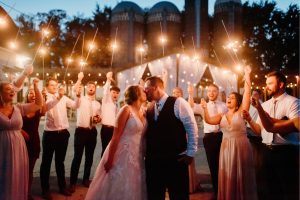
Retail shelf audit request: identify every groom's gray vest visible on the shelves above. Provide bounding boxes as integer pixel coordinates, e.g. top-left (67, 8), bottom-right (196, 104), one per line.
top-left (146, 96), bottom-right (187, 159)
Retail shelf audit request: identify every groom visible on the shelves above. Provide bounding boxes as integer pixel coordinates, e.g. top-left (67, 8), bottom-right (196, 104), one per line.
top-left (144, 76), bottom-right (198, 200)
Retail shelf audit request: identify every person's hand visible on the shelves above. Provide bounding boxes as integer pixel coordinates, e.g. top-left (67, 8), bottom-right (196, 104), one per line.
top-left (93, 115), bottom-right (101, 123)
top-left (23, 64), bottom-right (34, 76)
top-left (58, 87), bottom-right (65, 99)
top-left (106, 72), bottom-right (113, 81)
top-left (187, 85), bottom-right (194, 95)
top-left (178, 155), bottom-right (193, 165)
top-left (104, 160), bottom-right (113, 173)
top-left (242, 110), bottom-right (252, 122)
top-left (78, 72), bottom-right (84, 82)
top-left (244, 65), bottom-right (251, 75)
top-left (200, 98), bottom-right (207, 109)
top-left (32, 78), bottom-right (39, 85)
top-left (74, 85), bottom-right (81, 97)
top-left (251, 96), bottom-right (261, 109)
top-left (42, 87), bottom-right (47, 100)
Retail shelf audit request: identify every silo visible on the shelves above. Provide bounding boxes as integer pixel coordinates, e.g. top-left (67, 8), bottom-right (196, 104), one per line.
top-left (147, 1), bottom-right (181, 60)
top-left (184, 0), bottom-right (209, 57)
top-left (213, 0), bottom-right (242, 66)
top-left (111, 1), bottom-right (144, 69)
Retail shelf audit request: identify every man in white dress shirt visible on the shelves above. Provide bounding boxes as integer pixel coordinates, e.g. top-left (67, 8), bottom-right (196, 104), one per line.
top-left (100, 72), bottom-right (120, 157)
top-left (69, 80), bottom-right (101, 192)
top-left (188, 84), bottom-right (227, 196)
top-left (40, 74), bottom-right (82, 199)
top-left (144, 76), bottom-right (198, 200)
top-left (247, 71), bottom-right (299, 200)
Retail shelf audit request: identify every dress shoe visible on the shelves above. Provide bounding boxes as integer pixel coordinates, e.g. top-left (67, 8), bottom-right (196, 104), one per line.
top-left (42, 191), bottom-right (53, 200)
top-left (68, 184), bottom-right (76, 193)
top-left (82, 179), bottom-right (91, 188)
top-left (59, 188), bottom-right (72, 196)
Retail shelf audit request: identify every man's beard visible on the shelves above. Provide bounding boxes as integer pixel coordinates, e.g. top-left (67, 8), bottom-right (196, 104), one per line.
top-left (267, 88), bottom-right (278, 97)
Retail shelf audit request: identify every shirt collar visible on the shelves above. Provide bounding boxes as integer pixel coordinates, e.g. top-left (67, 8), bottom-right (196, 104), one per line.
top-left (271, 92), bottom-right (287, 103)
top-left (157, 93), bottom-right (168, 107)
top-left (87, 95), bottom-right (95, 101)
top-left (209, 100), bottom-right (218, 104)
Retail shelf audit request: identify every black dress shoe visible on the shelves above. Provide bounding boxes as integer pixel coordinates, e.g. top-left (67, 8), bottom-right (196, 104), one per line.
top-left (59, 188), bottom-right (72, 196)
top-left (82, 179), bottom-right (91, 188)
top-left (42, 191), bottom-right (53, 200)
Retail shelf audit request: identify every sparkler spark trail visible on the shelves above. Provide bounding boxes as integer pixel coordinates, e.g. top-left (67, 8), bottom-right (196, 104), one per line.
top-left (63, 34), bottom-right (81, 81)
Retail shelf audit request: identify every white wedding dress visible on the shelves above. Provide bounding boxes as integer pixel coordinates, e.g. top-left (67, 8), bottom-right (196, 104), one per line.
top-left (85, 106), bottom-right (147, 200)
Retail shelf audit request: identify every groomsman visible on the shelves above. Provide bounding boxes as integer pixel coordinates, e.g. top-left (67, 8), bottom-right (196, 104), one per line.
top-left (247, 71), bottom-right (299, 200)
top-left (40, 73), bottom-right (82, 200)
top-left (69, 80), bottom-right (101, 192)
top-left (100, 72), bottom-right (120, 156)
top-left (188, 84), bottom-right (227, 196)
top-left (144, 76), bottom-right (198, 200)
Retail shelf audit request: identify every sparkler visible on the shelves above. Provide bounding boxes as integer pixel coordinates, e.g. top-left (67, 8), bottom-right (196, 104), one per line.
top-left (159, 21), bottom-right (167, 56)
top-left (110, 27), bottom-right (118, 70)
top-left (221, 20), bottom-right (241, 63)
top-left (138, 46), bottom-right (145, 64)
top-left (31, 16), bottom-right (54, 65)
top-left (85, 28), bottom-right (98, 62)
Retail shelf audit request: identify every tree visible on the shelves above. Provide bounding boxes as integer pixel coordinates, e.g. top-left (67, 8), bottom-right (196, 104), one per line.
top-left (241, 1), bottom-right (299, 76)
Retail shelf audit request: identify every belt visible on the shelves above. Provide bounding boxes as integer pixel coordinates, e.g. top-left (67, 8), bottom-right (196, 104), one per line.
top-left (77, 126), bottom-right (96, 130)
top-left (263, 143), bottom-right (298, 151)
top-left (45, 129), bottom-right (67, 134)
top-left (102, 124), bottom-right (114, 128)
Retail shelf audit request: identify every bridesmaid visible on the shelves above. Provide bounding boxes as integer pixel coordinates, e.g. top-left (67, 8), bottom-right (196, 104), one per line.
top-left (201, 66), bottom-right (257, 200)
top-left (0, 67), bottom-right (42, 200)
top-left (22, 86), bottom-right (46, 200)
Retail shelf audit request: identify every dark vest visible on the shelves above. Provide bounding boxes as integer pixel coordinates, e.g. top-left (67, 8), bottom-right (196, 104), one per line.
top-left (146, 97), bottom-right (187, 159)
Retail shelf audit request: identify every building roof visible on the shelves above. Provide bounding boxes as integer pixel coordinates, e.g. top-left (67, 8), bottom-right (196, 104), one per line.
top-left (149, 1), bottom-right (180, 14)
top-left (112, 1), bottom-right (144, 15)
top-left (215, 0), bottom-right (242, 6)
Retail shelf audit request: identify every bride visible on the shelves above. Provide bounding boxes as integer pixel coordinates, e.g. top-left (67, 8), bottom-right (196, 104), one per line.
top-left (85, 85), bottom-right (147, 200)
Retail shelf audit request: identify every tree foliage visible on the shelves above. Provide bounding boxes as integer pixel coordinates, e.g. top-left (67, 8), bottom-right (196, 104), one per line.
top-left (241, 1), bottom-right (299, 75)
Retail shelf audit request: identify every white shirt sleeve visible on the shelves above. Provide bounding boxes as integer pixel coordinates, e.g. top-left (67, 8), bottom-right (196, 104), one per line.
top-left (174, 97), bottom-right (198, 157)
top-left (102, 80), bottom-right (112, 104)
